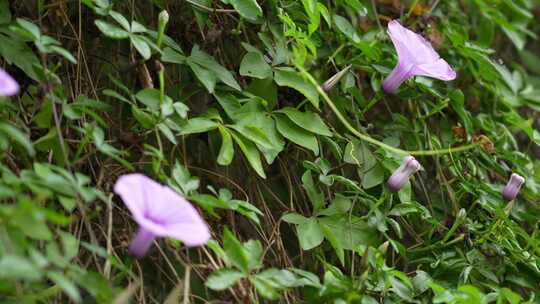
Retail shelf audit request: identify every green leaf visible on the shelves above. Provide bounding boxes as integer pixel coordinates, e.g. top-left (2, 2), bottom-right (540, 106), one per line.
top-left (240, 52), bottom-right (272, 79)
top-left (449, 89), bottom-right (472, 137)
top-left (320, 222), bottom-right (345, 266)
top-left (15, 18), bottom-right (41, 40)
top-left (0, 255), bottom-right (41, 281)
top-left (190, 194), bottom-right (227, 215)
top-left (343, 139), bottom-right (376, 171)
top-left (217, 125), bottom-right (234, 165)
top-left (229, 124), bottom-right (274, 149)
top-left (302, 0), bottom-right (320, 35)
top-left (47, 271), bottom-right (82, 303)
top-left (0, 35), bottom-right (40, 80)
top-left (333, 14), bottom-right (361, 43)
top-left (205, 268), bottom-right (245, 290)
top-left (130, 35), bottom-right (151, 60)
top-left (362, 163), bottom-right (385, 189)
top-left (48, 45), bottom-right (77, 64)
top-left (276, 107), bottom-right (332, 137)
top-left (135, 88), bottom-right (162, 110)
top-left (190, 46), bottom-right (241, 91)
top-left (275, 114), bottom-right (319, 155)
top-left (389, 275), bottom-right (414, 301)
top-left (95, 20), bottom-right (129, 39)
top-left (302, 170), bottom-right (324, 213)
top-left (281, 212), bottom-right (308, 224)
top-left (250, 275), bottom-right (280, 300)
top-left (59, 231), bottom-right (79, 260)
top-left (0, 122), bottom-right (35, 156)
top-left (223, 227), bottom-right (250, 273)
top-left (274, 69), bottom-right (320, 108)
top-left (188, 61), bottom-right (217, 93)
top-left (246, 78), bottom-right (278, 108)
top-left (225, 0), bottom-right (263, 22)
top-left (109, 10), bottom-right (130, 31)
top-left (243, 239), bottom-right (263, 271)
top-left (179, 117), bottom-right (218, 135)
top-left (233, 111), bottom-right (284, 164)
top-left (318, 215), bottom-right (378, 250)
top-left (230, 131), bottom-right (266, 178)
top-left (170, 162), bottom-right (200, 195)
top-left (158, 123), bottom-right (177, 144)
top-left (297, 217), bottom-right (324, 250)
top-left (130, 21), bottom-right (147, 33)
top-left (131, 106), bottom-right (156, 128)
top-left (317, 194), bottom-right (351, 216)
top-left (161, 47), bottom-right (186, 64)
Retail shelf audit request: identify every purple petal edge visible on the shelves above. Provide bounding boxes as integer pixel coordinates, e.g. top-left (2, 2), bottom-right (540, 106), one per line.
top-left (0, 68), bottom-right (19, 97)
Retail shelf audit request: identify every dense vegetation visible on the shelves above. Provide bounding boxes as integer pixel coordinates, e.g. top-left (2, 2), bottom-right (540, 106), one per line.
top-left (1, 0), bottom-right (540, 303)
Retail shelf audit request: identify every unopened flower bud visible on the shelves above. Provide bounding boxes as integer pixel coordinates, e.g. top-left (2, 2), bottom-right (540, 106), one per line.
top-left (158, 10), bottom-right (169, 27)
top-left (502, 173), bottom-right (525, 201)
top-left (387, 156), bottom-right (421, 192)
top-left (321, 66), bottom-right (351, 92)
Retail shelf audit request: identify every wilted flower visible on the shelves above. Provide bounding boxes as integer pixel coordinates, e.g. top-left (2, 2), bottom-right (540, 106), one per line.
top-left (0, 68), bottom-right (19, 96)
top-left (502, 173), bottom-right (525, 201)
top-left (387, 156), bottom-right (421, 192)
top-left (114, 174), bottom-right (210, 258)
top-left (382, 20), bottom-right (456, 93)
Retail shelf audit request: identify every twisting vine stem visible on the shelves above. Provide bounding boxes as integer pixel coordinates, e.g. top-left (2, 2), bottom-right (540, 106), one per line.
top-left (294, 64), bottom-right (485, 157)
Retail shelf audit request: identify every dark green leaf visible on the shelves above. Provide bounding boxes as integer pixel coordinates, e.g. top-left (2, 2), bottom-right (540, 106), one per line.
top-left (223, 228), bottom-right (250, 273)
top-left (276, 107), bottom-right (332, 137)
top-left (240, 52), bottom-right (272, 79)
top-left (274, 69), bottom-right (319, 108)
top-left (205, 268), bottom-right (244, 290)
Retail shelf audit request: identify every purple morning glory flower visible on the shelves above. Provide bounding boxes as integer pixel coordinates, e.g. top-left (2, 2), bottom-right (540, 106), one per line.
top-left (114, 174), bottom-right (210, 258)
top-left (387, 156), bottom-right (421, 192)
top-left (382, 20), bottom-right (456, 93)
top-left (502, 173), bottom-right (525, 202)
top-left (0, 68), bottom-right (19, 97)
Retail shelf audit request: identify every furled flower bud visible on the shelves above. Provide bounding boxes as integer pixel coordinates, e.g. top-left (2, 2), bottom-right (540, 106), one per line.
top-left (387, 156), bottom-right (421, 192)
top-left (321, 66), bottom-right (351, 92)
top-left (502, 173), bottom-right (525, 201)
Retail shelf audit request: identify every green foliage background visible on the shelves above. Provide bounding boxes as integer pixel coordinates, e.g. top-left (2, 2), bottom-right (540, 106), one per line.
top-left (1, 0), bottom-right (540, 302)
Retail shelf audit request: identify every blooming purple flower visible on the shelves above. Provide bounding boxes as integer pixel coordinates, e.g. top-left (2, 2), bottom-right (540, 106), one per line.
top-left (0, 68), bottom-right (19, 97)
top-left (387, 156), bottom-right (421, 192)
top-left (382, 20), bottom-right (456, 93)
top-left (502, 173), bottom-right (525, 202)
top-left (114, 173), bottom-right (210, 258)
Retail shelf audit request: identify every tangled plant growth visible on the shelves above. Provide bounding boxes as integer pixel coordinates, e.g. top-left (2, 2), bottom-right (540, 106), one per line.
top-left (1, 0), bottom-right (540, 302)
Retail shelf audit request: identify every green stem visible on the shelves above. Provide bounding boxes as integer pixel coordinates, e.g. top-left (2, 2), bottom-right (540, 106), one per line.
top-left (295, 64), bottom-right (484, 157)
top-left (158, 68), bottom-right (165, 106)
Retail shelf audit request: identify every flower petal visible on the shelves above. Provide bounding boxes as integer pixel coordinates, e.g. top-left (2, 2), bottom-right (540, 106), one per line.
top-left (114, 173), bottom-right (158, 221)
top-left (0, 68), bottom-right (19, 96)
top-left (411, 58), bottom-right (456, 81)
top-left (165, 222), bottom-right (211, 246)
top-left (387, 20), bottom-right (439, 65)
top-left (151, 186), bottom-right (210, 243)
